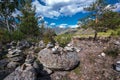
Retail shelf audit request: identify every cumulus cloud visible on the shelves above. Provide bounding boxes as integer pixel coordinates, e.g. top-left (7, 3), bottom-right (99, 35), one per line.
top-left (58, 24), bottom-right (78, 28)
top-left (68, 25), bottom-right (79, 28)
top-left (113, 3), bottom-right (120, 12)
top-left (50, 23), bottom-right (56, 26)
top-left (58, 24), bottom-right (68, 28)
top-left (32, 0), bottom-right (60, 18)
top-left (32, 0), bottom-right (96, 18)
top-left (12, 9), bottom-right (22, 17)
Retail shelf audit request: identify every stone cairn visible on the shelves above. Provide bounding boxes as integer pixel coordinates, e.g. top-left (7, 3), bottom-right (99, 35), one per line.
top-left (6, 41), bottom-right (28, 69)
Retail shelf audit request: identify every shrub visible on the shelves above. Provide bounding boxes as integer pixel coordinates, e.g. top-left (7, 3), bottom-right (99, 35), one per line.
top-left (2, 30), bottom-right (11, 43)
top-left (117, 28), bottom-right (120, 36)
top-left (34, 47), bottom-right (42, 53)
top-left (43, 28), bottom-right (56, 44)
top-left (11, 30), bottom-right (25, 41)
top-left (104, 42), bottom-right (120, 57)
top-left (55, 34), bottom-right (72, 47)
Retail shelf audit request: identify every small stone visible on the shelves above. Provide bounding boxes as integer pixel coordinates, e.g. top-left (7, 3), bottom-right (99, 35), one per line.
top-left (52, 48), bottom-right (59, 54)
top-left (116, 61), bottom-right (120, 72)
top-left (101, 52), bottom-right (106, 57)
top-left (64, 46), bottom-right (74, 52)
top-left (8, 50), bottom-right (16, 55)
top-left (38, 40), bottom-right (45, 48)
top-left (46, 42), bottom-right (54, 48)
top-left (67, 43), bottom-right (72, 47)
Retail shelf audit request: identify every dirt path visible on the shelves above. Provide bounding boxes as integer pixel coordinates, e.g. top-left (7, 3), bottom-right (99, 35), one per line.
top-left (67, 39), bottom-right (120, 80)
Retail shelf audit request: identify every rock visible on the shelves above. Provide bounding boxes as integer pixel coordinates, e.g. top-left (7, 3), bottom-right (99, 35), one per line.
top-left (0, 58), bottom-right (9, 69)
top-left (43, 67), bottom-right (53, 74)
top-left (52, 48), bottom-right (59, 54)
top-left (39, 67), bottom-right (53, 76)
top-left (7, 61), bottom-right (20, 69)
top-left (115, 61), bottom-right (120, 72)
top-left (8, 50), bottom-right (16, 55)
top-left (64, 46), bottom-right (74, 52)
top-left (38, 40), bottom-right (45, 48)
top-left (25, 54), bottom-right (35, 65)
top-left (67, 43), bottom-right (72, 47)
top-left (33, 61), bottom-right (40, 70)
top-left (16, 40), bottom-right (31, 49)
top-left (74, 47), bottom-right (81, 52)
top-left (4, 64), bottom-right (37, 80)
top-left (7, 53), bottom-right (20, 58)
top-left (6, 43), bottom-right (11, 49)
top-left (10, 41), bottom-right (17, 46)
top-left (38, 48), bottom-right (79, 70)
top-left (46, 42), bottom-right (54, 48)
top-left (114, 41), bottom-right (120, 45)
top-left (10, 56), bottom-right (23, 62)
top-left (101, 52), bottom-right (106, 57)
top-left (7, 48), bottom-right (23, 58)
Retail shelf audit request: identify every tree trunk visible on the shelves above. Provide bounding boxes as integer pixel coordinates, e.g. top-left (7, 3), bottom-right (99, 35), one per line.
top-left (94, 31), bottom-right (97, 41)
top-left (94, 16), bottom-right (98, 40)
top-left (95, 16), bottom-right (98, 24)
top-left (6, 19), bottom-right (10, 32)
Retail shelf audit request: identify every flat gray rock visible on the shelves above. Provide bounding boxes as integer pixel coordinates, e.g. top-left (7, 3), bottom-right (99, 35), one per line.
top-left (9, 56), bottom-right (23, 62)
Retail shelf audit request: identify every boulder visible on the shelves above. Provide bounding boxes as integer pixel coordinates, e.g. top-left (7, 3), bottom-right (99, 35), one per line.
top-left (4, 64), bottom-right (37, 80)
top-left (38, 48), bottom-right (79, 70)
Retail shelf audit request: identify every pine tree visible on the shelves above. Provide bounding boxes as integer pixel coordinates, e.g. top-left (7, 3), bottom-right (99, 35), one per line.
top-left (20, 1), bottom-right (39, 38)
top-left (84, 0), bottom-right (108, 40)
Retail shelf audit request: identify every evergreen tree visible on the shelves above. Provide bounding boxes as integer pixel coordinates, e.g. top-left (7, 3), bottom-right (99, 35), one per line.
top-left (84, 0), bottom-right (108, 40)
top-left (20, 1), bottom-right (39, 38)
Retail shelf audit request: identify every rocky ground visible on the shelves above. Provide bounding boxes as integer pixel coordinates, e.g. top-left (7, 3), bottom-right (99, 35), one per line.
top-left (66, 37), bottom-right (120, 80)
top-left (0, 37), bottom-right (120, 80)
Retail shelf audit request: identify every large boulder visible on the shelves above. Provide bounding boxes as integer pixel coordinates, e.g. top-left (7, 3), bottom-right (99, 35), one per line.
top-left (4, 64), bottom-right (37, 80)
top-left (38, 48), bottom-right (79, 70)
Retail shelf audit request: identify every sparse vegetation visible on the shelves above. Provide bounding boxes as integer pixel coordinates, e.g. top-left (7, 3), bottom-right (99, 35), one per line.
top-left (55, 34), bottom-right (72, 47)
top-left (104, 41), bottom-right (120, 57)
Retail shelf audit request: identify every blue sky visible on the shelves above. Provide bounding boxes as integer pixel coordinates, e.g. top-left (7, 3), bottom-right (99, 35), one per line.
top-left (31, 0), bottom-right (120, 28)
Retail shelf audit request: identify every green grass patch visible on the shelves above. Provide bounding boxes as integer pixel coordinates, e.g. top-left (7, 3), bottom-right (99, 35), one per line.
top-left (55, 34), bottom-right (73, 47)
top-left (73, 66), bottom-right (81, 75)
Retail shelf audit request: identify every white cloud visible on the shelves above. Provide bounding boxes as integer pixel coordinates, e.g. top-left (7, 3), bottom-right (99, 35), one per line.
top-left (58, 24), bottom-right (68, 28)
top-left (113, 3), bottom-right (120, 12)
top-left (32, 0), bottom-right (96, 18)
top-left (58, 24), bottom-right (78, 28)
top-left (32, 0), bottom-right (60, 18)
top-left (41, 0), bottom-right (71, 6)
top-left (50, 23), bottom-right (56, 26)
top-left (12, 9), bottom-right (22, 17)
top-left (69, 25), bottom-right (78, 28)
